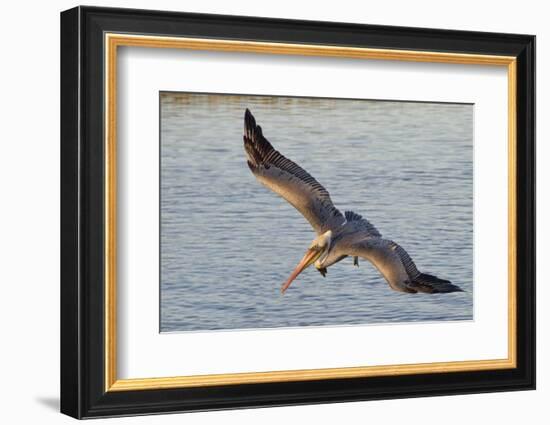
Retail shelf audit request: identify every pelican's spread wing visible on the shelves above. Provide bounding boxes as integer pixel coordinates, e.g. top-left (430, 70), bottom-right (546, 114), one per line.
top-left (347, 238), bottom-right (463, 293)
top-left (243, 109), bottom-right (345, 235)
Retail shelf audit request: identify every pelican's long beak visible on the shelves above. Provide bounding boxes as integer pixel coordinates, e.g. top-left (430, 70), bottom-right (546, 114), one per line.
top-left (281, 248), bottom-right (322, 294)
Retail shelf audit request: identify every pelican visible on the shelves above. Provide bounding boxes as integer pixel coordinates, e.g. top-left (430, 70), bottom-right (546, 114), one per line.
top-left (243, 109), bottom-right (463, 295)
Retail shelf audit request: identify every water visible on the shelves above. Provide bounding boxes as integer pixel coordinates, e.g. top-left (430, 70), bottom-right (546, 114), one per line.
top-left (160, 92), bottom-right (473, 332)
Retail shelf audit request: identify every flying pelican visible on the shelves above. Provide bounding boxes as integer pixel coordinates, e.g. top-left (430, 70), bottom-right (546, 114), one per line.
top-left (243, 109), bottom-right (463, 295)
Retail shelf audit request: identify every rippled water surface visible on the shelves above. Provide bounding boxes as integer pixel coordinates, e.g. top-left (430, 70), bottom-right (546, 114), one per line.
top-left (160, 93), bottom-right (473, 332)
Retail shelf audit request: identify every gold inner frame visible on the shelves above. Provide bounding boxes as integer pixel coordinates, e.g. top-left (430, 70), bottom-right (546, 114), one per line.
top-left (104, 33), bottom-right (517, 392)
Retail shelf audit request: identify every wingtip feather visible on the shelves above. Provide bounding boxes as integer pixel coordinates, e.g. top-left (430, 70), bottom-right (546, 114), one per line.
top-left (412, 273), bottom-right (463, 294)
top-left (244, 108), bottom-right (257, 137)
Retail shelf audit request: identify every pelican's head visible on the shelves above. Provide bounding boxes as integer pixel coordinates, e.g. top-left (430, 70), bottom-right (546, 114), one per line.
top-left (280, 230), bottom-right (332, 294)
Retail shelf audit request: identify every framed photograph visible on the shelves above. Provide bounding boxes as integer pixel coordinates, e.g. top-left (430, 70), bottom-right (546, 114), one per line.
top-left (60, 6), bottom-right (535, 419)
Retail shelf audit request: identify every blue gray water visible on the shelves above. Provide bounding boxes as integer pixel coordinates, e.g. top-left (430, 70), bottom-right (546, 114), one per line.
top-left (160, 93), bottom-right (473, 333)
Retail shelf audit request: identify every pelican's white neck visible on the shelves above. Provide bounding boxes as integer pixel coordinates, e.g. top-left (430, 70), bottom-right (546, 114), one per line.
top-left (314, 230), bottom-right (332, 267)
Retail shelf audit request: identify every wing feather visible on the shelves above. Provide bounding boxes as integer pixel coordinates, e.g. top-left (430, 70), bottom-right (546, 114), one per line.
top-left (244, 109), bottom-right (345, 234)
top-left (346, 238), bottom-right (462, 293)
top-left (344, 210), bottom-right (381, 238)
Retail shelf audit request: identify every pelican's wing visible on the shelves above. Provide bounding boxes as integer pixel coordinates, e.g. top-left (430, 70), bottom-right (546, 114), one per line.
top-left (243, 109), bottom-right (345, 235)
top-left (344, 210), bottom-right (381, 238)
top-left (346, 238), bottom-right (462, 293)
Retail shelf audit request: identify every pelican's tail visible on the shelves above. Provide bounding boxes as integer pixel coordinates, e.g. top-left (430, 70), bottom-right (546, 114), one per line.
top-left (408, 273), bottom-right (463, 294)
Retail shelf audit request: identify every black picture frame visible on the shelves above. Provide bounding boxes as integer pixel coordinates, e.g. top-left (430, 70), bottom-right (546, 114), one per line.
top-left (60, 5), bottom-right (535, 419)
